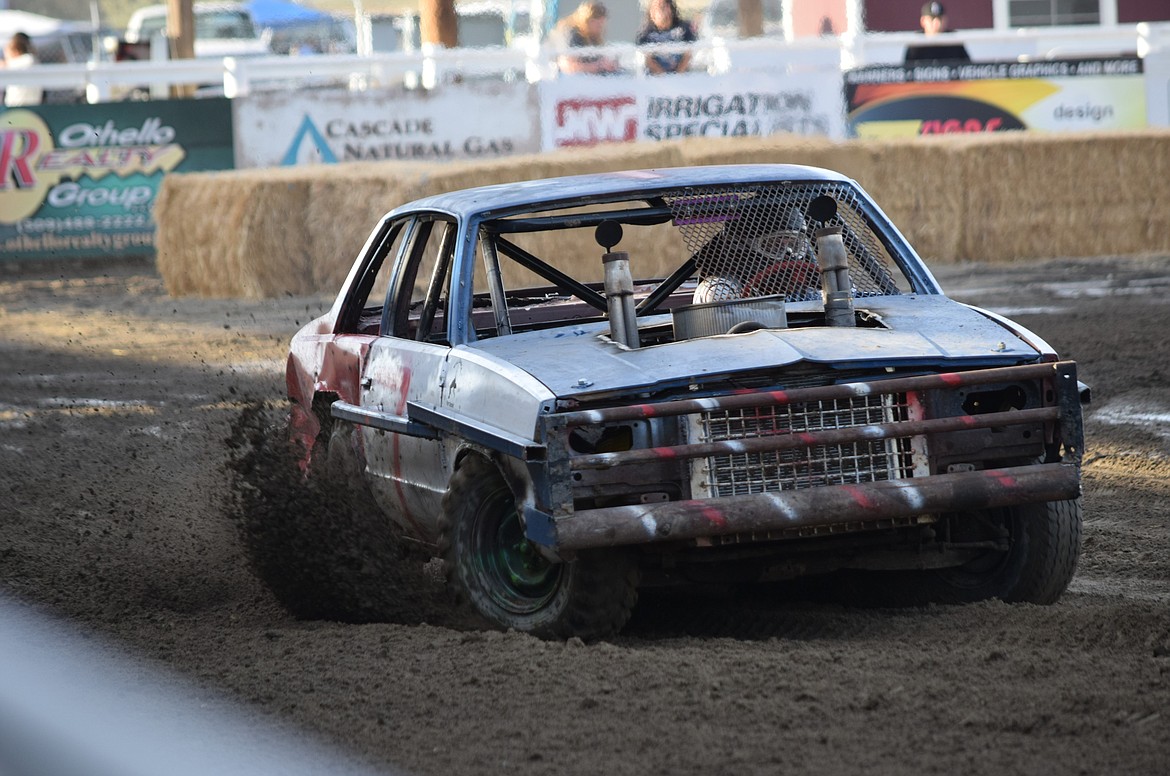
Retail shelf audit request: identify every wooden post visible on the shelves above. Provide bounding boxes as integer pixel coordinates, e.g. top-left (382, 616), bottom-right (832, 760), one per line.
top-left (737, 0), bottom-right (764, 38)
top-left (419, 0), bottom-right (459, 48)
top-left (166, 0), bottom-right (195, 97)
top-left (166, 0), bottom-right (195, 58)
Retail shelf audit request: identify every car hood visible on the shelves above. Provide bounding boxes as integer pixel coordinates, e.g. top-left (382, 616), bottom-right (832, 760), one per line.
top-left (464, 295), bottom-right (1041, 398)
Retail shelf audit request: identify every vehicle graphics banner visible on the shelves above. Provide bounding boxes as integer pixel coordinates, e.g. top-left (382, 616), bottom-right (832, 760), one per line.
top-left (844, 57), bottom-right (1145, 138)
top-left (233, 82), bottom-right (540, 168)
top-left (539, 69), bottom-right (846, 150)
top-left (0, 99), bottom-right (233, 261)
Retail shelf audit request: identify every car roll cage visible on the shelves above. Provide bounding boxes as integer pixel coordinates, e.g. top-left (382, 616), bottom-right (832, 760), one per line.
top-left (456, 181), bottom-right (928, 345)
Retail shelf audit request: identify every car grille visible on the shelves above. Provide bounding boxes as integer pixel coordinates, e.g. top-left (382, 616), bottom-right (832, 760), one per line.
top-left (690, 393), bottom-right (915, 498)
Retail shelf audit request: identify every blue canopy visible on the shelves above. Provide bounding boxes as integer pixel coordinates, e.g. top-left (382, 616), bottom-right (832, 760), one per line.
top-left (245, 0), bottom-right (332, 30)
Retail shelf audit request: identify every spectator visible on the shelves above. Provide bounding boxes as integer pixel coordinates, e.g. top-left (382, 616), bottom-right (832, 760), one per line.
top-left (553, 1), bottom-right (620, 75)
top-left (636, 0), bottom-right (696, 75)
top-left (905, 2), bottom-right (970, 63)
top-left (920, 1), bottom-right (951, 35)
top-left (2, 32), bottom-right (43, 107)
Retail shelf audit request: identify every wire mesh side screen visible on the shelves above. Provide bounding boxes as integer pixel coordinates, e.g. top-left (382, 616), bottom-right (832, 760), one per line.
top-left (666, 183), bottom-right (908, 302)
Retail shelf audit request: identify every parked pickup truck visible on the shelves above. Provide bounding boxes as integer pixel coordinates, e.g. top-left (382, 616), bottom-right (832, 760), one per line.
top-left (123, 1), bottom-right (269, 58)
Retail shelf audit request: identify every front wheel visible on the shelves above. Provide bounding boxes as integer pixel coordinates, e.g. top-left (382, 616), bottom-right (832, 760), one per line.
top-left (841, 498), bottom-right (1082, 608)
top-left (1001, 497), bottom-right (1082, 604)
top-left (924, 498), bottom-right (1083, 605)
top-left (439, 456), bottom-right (638, 640)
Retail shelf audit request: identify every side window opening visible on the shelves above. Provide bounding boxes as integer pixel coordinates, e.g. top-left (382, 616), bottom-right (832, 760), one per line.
top-left (337, 219), bottom-right (408, 335)
top-left (387, 217), bottom-right (457, 343)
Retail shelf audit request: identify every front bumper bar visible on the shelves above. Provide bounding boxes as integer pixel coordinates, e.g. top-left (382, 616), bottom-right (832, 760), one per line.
top-left (550, 463), bottom-right (1080, 551)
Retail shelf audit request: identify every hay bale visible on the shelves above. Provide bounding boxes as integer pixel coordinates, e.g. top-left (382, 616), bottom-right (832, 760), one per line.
top-left (853, 136), bottom-right (967, 264)
top-left (155, 129), bottom-right (1170, 297)
top-left (676, 134), bottom-right (837, 168)
top-left (303, 162), bottom-right (434, 292)
top-left (156, 166), bottom-right (314, 298)
top-left (957, 130), bottom-right (1170, 261)
top-left (237, 176), bottom-right (314, 297)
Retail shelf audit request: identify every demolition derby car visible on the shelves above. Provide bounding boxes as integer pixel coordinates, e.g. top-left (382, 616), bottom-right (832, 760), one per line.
top-left (285, 164), bottom-right (1085, 639)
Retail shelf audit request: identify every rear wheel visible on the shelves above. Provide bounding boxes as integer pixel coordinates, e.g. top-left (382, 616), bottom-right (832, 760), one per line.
top-left (439, 455), bottom-right (638, 640)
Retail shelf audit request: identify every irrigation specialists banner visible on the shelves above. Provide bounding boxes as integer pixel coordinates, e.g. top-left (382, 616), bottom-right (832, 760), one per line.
top-left (0, 99), bottom-right (234, 261)
top-left (540, 69), bottom-right (846, 150)
top-left (845, 57), bottom-right (1146, 137)
top-left (233, 82), bottom-right (539, 167)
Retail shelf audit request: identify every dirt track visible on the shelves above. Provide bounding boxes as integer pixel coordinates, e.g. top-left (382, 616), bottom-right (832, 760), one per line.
top-left (1, 255), bottom-right (1168, 775)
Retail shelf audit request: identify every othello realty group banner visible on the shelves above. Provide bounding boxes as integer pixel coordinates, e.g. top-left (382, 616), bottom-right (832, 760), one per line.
top-left (0, 99), bottom-right (234, 261)
top-left (845, 57), bottom-right (1145, 137)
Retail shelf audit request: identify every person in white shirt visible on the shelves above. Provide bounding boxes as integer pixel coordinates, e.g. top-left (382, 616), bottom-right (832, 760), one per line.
top-left (3, 32), bottom-right (43, 107)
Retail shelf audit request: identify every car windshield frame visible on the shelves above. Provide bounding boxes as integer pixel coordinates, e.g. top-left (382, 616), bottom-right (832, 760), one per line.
top-left (417, 176), bottom-right (942, 347)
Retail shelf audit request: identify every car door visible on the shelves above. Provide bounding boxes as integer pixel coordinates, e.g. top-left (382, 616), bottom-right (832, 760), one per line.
top-left (359, 215), bottom-right (459, 544)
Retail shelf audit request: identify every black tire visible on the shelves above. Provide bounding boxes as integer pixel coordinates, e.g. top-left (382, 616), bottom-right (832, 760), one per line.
top-left (439, 455), bottom-right (638, 640)
top-left (928, 498), bottom-right (1081, 605)
top-left (841, 498), bottom-right (1082, 607)
top-left (1001, 498), bottom-right (1082, 604)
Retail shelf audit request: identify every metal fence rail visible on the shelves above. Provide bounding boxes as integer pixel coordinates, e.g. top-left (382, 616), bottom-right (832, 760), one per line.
top-left (0, 23), bottom-right (1162, 105)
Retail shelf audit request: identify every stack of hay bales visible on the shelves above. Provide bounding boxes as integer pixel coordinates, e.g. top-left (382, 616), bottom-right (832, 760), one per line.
top-left (946, 131), bottom-right (1170, 261)
top-left (154, 130), bottom-right (1170, 298)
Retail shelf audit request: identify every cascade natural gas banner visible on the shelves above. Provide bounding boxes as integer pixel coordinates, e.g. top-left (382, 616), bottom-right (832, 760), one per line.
top-left (845, 57), bottom-right (1145, 137)
top-left (233, 82), bottom-right (539, 167)
top-left (539, 69), bottom-right (846, 150)
top-left (0, 99), bottom-right (234, 260)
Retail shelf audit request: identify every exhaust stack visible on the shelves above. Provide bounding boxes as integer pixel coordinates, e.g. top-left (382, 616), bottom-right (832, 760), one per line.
top-left (815, 226), bottom-right (855, 327)
top-left (596, 220), bottom-right (639, 348)
top-left (603, 251), bottom-right (639, 348)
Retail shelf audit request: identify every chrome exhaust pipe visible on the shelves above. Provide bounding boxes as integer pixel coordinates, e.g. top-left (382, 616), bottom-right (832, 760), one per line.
top-left (815, 226), bottom-right (855, 327)
top-left (603, 250), bottom-right (639, 348)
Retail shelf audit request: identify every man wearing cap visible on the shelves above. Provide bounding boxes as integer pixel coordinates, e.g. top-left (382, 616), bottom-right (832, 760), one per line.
top-left (905, 1), bottom-right (970, 62)
top-left (920, 2), bottom-right (952, 35)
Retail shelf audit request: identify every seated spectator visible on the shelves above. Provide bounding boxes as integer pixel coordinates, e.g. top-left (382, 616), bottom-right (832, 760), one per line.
top-left (636, 0), bottom-right (696, 75)
top-left (553, 1), bottom-right (620, 75)
top-left (2, 32), bottom-right (43, 107)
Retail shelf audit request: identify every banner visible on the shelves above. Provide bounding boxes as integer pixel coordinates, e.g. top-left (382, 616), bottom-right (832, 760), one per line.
top-left (539, 70), bottom-right (846, 151)
top-left (845, 57), bottom-right (1146, 138)
top-left (233, 82), bottom-right (540, 168)
top-left (0, 99), bottom-right (234, 261)
top-left (1143, 49), bottom-right (1170, 128)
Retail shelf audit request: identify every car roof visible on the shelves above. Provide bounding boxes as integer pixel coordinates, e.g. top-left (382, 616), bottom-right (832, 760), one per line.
top-left (387, 164), bottom-right (855, 220)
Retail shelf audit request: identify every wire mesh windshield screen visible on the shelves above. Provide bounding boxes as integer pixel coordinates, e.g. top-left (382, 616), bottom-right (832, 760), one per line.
top-left (665, 182), bottom-right (908, 302)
